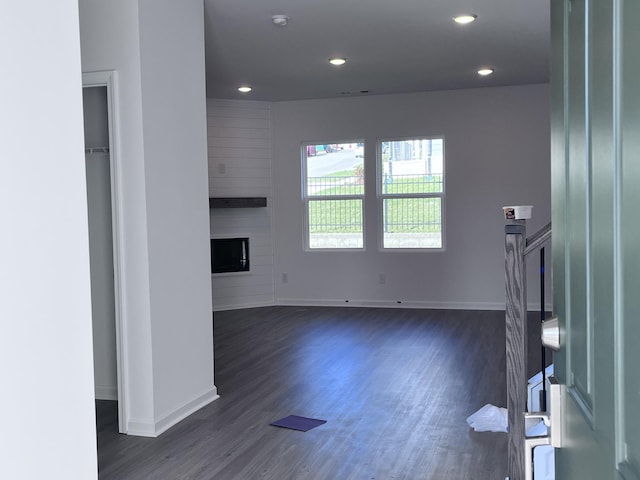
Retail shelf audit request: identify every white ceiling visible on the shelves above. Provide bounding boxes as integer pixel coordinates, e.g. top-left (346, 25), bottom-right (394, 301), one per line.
top-left (203, 0), bottom-right (550, 102)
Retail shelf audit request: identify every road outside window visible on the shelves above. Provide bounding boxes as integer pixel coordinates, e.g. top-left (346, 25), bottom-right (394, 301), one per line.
top-left (303, 142), bottom-right (365, 249)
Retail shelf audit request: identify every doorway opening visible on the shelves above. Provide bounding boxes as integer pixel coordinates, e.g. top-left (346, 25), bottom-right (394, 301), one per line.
top-left (82, 71), bottom-right (127, 433)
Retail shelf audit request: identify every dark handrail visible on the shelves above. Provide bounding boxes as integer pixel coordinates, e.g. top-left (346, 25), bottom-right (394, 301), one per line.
top-left (525, 222), bottom-right (552, 256)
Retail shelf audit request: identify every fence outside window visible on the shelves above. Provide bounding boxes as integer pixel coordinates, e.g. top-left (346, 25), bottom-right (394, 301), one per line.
top-left (304, 142), bottom-right (365, 249)
top-left (379, 137), bottom-right (444, 249)
top-left (302, 138), bottom-right (445, 250)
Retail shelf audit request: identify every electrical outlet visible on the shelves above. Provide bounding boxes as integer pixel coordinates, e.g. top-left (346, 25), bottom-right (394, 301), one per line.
top-left (378, 273), bottom-right (386, 284)
top-left (218, 163), bottom-right (226, 174)
top-left (282, 273), bottom-right (288, 284)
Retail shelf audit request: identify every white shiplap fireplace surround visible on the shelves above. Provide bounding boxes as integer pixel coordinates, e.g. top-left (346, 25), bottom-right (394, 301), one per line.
top-left (207, 99), bottom-right (275, 310)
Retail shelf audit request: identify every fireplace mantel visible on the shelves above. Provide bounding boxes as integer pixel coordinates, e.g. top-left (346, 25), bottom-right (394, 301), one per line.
top-left (209, 197), bottom-right (267, 209)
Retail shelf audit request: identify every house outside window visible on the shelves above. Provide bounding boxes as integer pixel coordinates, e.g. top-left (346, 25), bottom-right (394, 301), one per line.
top-left (302, 142), bottom-right (365, 249)
top-left (379, 137), bottom-right (445, 249)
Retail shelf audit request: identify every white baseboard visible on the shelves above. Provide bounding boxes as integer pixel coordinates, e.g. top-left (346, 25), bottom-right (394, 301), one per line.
top-left (126, 386), bottom-right (220, 437)
top-left (275, 298), bottom-right (506, 311)
top-left (213, 300), bottom-right (275, 312)
top-left (214, 298), bottom-right (552, 313)
top-left (95, 384), bottom-right (118, 401)
top-left (274, 298), bottom-right (553, 312)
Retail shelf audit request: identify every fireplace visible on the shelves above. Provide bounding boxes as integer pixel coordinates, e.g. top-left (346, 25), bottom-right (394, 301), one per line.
top-left (210, 237), bottom-right (250, 274)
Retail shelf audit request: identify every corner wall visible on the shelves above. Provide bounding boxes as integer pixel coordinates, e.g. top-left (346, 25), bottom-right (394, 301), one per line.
top-left (139, 0), bottom-right (217, 428)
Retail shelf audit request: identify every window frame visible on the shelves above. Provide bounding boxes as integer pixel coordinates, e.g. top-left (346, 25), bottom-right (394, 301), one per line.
top-left (376, 136), bottom-right (446, 252)
top-left (301, 140), bottom-right (366, 251)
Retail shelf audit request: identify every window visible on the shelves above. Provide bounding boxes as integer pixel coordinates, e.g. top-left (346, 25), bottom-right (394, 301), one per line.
top-left (379, 137), bottom-right (444, 249)
top-left (303, 142), bottom-right (365, 249)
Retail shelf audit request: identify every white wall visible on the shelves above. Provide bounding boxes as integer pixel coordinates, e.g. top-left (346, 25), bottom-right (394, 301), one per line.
top-left (207, 99), bottom-right (275, 310)
top-left (138, 0), bottom-right (217, 428)
top-left (272, 84), bottom-right (551, 309)
top-left (0, 1), bottom-right (98, 478)
top-left (79, 0), bottom-right (217, 436)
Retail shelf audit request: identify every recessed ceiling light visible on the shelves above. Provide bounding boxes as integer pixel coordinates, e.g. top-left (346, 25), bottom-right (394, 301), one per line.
top-left (477, 68), bottom-right (494, 76)
top-left (272, 15), bottom-right (289, 27)
top-left (454, 14), bottom-right (477, 24)
top-left (329, 58), bottom-right (347, 66)
top-left (237, 86), bottom-right (252, 93)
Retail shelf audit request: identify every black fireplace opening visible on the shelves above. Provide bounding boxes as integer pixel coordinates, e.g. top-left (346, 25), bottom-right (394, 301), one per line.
top-left (211, 237), bottom-right (250, 274)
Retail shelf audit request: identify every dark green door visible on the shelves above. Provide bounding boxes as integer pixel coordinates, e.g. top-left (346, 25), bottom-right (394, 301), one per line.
top-left (552, 0), bottom-right (640, 478)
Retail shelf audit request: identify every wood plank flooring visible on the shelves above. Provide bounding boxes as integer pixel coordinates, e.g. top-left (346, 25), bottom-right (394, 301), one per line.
top-left (97, 306), bottom-right (548, 479)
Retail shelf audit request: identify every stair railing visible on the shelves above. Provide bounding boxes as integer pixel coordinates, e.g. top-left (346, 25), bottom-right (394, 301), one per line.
top-left (504, 219), bottom-right (551, 480)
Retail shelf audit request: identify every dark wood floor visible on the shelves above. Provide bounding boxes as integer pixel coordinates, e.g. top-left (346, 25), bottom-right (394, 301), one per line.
top-left (97, 306), bottom-right (549, 479)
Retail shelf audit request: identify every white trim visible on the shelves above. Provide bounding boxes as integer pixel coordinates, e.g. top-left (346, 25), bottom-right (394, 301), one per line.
top-left (276, 298), bottom-right (504, 310)
top-left (213, 300), bottom-right (276, 312)
top-left (82, 70), bottom-right (128, 434)
top-left (95, 385), bottom-right (118, 401)
top-left (213, 299), bottom-right (553, 312)
top-left (274, 298), bottom-right (553, 312)
top-left (126, 387), bottom-right (220, 437)
top-left (125, 419), bottom-right (158, 438)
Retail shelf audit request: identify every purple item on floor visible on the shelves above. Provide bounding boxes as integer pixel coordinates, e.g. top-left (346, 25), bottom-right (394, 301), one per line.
top-left (270, 415), bottom-right (327, 432)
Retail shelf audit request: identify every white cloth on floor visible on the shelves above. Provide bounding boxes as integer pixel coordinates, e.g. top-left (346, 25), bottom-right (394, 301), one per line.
top-left (466, 404), bottom-right (508, 433)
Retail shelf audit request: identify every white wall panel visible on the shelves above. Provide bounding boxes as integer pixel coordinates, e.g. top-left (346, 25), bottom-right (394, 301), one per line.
top-left (207, 101), bottom-right (271, 119)
top-left (207, 127), bottom-right (272, 139)
top-left (208, 137), bottom-right (271, 148)
top-left (1, 1), bottom-right (98, 477)
top-left (207, 99), bottom-right (275, 310)
top-left (208, 116), bottom-right (271, 129)
top-left (138, 0), bottom-right (217, 432)
top-left (208, 166), bottom-right (271, 178)
top-left (208, 147), bottom-right (272, 159)
top-left (210, 177), bottom-right (271, 190)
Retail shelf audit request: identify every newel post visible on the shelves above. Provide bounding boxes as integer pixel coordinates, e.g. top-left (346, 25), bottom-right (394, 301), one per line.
top-left (505, 218), bottom-right (528, 480)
